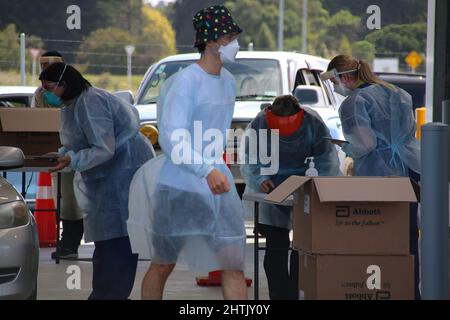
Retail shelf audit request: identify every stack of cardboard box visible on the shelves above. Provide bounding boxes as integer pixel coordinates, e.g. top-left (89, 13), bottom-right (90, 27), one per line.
top-left (0, 108), bottom-right (61, 167)
top-left (266, 176), bottom-right (418, 300)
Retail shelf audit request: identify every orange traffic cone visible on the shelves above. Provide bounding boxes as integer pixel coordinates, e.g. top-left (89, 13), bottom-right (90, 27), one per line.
top-left (34, 172), bottom-right (57, 247)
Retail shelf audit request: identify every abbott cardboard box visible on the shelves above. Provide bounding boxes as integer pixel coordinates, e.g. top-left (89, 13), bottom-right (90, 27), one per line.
top-left (0, 108), bottom-right (61, 167)
top-left (265, 176), bottom-right (418, 255)
top-left (299, 252), bottom-right (414, 300)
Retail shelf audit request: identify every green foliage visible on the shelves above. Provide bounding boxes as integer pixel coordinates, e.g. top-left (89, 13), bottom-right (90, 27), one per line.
top-left (77, 28), bottom-right (136, 74)
top-left (255, 23), bottom-right (277, 50)
top-left (351, 40), bottom-right (376, 63)
top-left (0, 24), bottom-right (20, 70)
top-left (365, 23), bottom-right (427, 55)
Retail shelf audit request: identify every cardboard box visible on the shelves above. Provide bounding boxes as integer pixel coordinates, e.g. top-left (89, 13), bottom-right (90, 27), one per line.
top-left (298, 252), bottom-right (414, 300)
top-left (265, 177), bottom-right (418, 255)
top-left (0, 108), bottom-right (61, 167)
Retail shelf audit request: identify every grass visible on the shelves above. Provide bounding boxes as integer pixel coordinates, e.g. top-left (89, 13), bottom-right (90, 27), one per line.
top-left (0, 70), bottom-right (144, 96)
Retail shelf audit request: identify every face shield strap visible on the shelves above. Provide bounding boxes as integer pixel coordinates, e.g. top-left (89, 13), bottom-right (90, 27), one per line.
top-left (53, 64), bottom-right (67, 88)
top-left (320, 67), bottom-right (359, 82)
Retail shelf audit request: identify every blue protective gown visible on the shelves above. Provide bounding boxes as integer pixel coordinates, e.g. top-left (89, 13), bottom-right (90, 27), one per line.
top-left (59, 86), bottom-right (155, 243)
top-left (339, 84), bottom-right (420, 176)
top-left (127, 63), bottom-right (246, 272)
top-left (240, 107), bottom-right (342, 229)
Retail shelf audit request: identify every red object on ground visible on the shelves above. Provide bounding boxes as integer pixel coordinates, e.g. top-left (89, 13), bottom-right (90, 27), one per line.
top-left (196, 270), bottom-right (253, 287)
top-left (34, 172), bottom-right (57, 247)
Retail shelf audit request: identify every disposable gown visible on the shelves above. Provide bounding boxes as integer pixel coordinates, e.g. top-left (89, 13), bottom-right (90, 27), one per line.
top-left (127, 63), bottom-right (246, 272)
top-left (59, 86), bottom-right (155, 243)
top-left (240, 107), bottom-right (341, 229)
top-left (339, 84), bottom-right (420, 176)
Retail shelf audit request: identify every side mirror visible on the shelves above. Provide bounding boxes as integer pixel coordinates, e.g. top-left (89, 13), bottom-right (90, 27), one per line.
top-left (293, 85), bottom-right (321, 105)
top-left (260, 103), bottom-right (271, 111)
top-left (0, 147), bottom-right (25, 170)
top-left (114, 90), bottom-right (135, 105)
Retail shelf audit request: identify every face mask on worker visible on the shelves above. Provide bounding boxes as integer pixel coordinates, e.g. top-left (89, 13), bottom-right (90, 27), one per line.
top-left (43, 64), bottom-right (67, 107)
top-left (219, 39), bottom-right (240, 63)
top-left (333, 82), bottom-right (352, 97)
top-left (332, 68), bottom-right (359, 97)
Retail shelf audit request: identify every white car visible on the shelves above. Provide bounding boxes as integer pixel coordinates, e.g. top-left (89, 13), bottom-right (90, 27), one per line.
top-left (131, 51), bottom-right (346, 186)
top-left (0, 147), bottom-right (39, 300)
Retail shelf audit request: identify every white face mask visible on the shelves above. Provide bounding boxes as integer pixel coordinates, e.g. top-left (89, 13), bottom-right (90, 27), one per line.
top-left (334, 82), bottom-right (352, 97)
top-left (218, 39), bottom-right (240, 63)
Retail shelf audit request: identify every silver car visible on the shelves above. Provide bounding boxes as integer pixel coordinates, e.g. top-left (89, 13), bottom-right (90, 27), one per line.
top-left (0, 147), bottom-right (39, 300)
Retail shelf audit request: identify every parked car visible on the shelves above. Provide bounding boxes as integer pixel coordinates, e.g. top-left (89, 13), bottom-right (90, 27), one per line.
top-left (377, 72), bottom-right (426, 113)
top-left (0, 86), bottom-right (38, 201)
top-left (0, 146), bottom-right (39, 300)
top-left (130, 51), bottom-right (346, 187)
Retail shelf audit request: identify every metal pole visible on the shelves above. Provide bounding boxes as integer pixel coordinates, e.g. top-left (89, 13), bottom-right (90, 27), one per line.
top-left (20, 33), bottom-right (26, 86)
top-left (278, 0), bottom-right (284, 51)
top-left (254, 202), bottom-right (259, 300)
top-left (125, 45), bottom-right (135, 91)
top-left (302, 0), bottom-right (308, 53)
top-left (443, 100), bottom-right (450, 184)
top-left (421, 123), bottom-right (449, 299)
top-left (31, 58), bottom-right (36, 86)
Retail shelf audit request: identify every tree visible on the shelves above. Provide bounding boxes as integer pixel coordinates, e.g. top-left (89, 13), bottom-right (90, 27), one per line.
top-left (255, 23), bottom-right (276, 51)
top-left (322, 0), bottom-right (427, 26)
top-left (338, 36), bottom-right (352, 56)
top-left (135, 6), bottom-right (177, 68)
top-left (76, 28), bottom-right (136, 74)
top-left (365, 23), bottom-right (427, 56)
top-left (0, 24), bottom-right (20, 71)
top-left (351, 40), bottom-right (376, 63)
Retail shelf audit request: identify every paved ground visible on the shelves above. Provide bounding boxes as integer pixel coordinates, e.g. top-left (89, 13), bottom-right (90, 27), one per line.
top-left (37, 223), bottom-right (270, 300)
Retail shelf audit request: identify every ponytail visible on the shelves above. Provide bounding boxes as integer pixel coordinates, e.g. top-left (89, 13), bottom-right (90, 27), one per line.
top-left (357, 59), bottom-right (394, 90)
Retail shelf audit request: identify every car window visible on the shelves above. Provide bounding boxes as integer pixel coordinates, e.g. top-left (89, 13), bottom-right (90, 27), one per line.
top-left (138, 58), bottom-right (282, 104)
top-left (138, 61), bottom-right (194, 105)
top-left (0, 96), bottom-right (30, 108)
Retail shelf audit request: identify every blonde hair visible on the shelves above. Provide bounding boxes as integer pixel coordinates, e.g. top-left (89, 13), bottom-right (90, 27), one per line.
top-left (328, 55), bottom-right (394, 90)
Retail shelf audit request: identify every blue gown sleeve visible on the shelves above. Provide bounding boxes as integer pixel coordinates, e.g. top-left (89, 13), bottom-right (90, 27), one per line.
top-left (158, 71), bottom-right (214, 178)
top-left (340, 96), bottom-right (377, 160)
top-left (66, 93), bottom-right (116, 171)
top-left (311, 118), bottom-right (342, 176)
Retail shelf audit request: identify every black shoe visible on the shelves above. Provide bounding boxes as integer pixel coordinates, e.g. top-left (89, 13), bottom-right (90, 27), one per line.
top-left (51, 247), bottom-right (78, 260)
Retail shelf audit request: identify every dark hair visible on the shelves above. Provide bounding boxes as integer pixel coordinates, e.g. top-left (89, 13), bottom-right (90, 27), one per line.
top-left (42, 51), bottom-right (63, 58)
top-left (197, 42), bottom-right (207, 54)
top-left (270, 95), bottom-right (301, 116)
top-left (39, 63), bottom-right (92, 101)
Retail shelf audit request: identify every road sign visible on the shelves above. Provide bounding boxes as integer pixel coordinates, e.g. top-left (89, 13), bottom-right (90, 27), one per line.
top-left (405, 51), bottom-right (423, 70)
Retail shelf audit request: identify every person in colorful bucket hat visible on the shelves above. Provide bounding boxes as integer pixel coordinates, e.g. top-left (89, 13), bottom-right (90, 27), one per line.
top-left (127, 5), bottom-right (248, 299)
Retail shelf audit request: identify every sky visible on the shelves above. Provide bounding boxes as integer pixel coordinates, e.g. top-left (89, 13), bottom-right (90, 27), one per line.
top-left (145, 0), bottom-right (177, 7)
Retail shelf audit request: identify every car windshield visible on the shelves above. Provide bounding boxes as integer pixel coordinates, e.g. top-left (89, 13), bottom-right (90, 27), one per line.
top-left (138, 58), bottom-right (282, 105)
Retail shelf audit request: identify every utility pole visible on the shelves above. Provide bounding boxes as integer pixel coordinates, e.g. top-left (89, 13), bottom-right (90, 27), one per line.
top-left (278, 0), bottom-right (285, 51)
top-left (125, 45), bottom-right (135, 91)
top-left (302, 0), bottom-right (308, 53)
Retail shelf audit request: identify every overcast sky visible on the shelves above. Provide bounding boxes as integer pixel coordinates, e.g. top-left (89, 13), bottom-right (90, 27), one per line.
top-left (145, 0), bottom-right (176, 6)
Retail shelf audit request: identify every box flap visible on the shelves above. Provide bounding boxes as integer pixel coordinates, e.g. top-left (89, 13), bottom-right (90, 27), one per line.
top-left (313, 177), bottom-right (418, 202)
top-left (264, 176), bottom-right (311, 203)
top-left (0, 108), bottom-right (60, 132)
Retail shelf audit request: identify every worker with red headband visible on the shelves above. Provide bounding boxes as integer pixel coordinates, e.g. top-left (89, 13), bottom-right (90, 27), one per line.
top-left (240, 94), bottom-right (341, 300)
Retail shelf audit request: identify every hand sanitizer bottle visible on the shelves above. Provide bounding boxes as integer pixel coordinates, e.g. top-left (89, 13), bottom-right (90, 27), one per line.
top-left (305, 157), bottom-right (319, 177)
